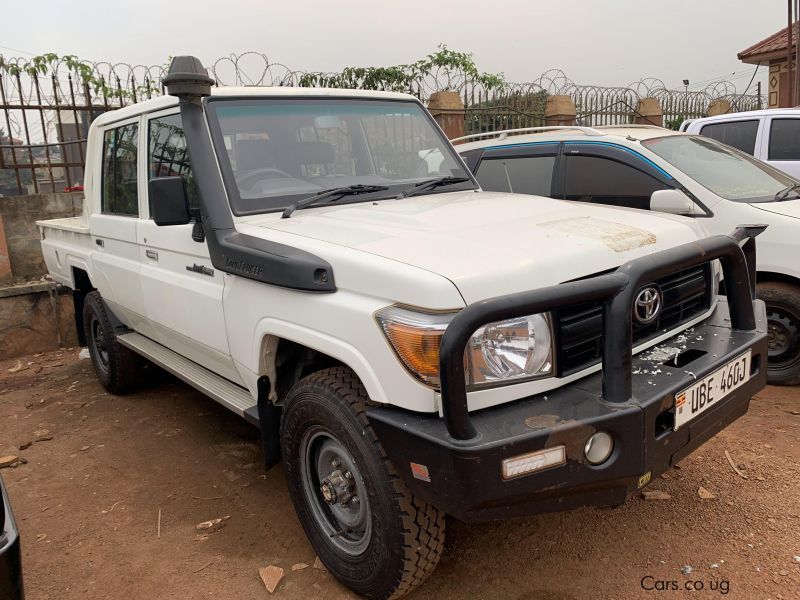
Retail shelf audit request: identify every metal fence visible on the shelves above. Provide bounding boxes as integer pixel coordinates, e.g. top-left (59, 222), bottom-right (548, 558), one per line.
top-left (0, 56), bottom-right (162, 196)
top-left (0, 52), bottom-right (765, 197)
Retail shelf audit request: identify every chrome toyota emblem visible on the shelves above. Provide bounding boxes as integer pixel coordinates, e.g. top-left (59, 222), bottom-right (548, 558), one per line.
top-left (634, 286), bottom-right (662, 324)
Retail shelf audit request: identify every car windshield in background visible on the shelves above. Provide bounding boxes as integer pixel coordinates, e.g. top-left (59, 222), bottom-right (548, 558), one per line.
top-left (642, 135), bottom-right (798, 203)
top-left (206, 98), bottom-right (475, 215)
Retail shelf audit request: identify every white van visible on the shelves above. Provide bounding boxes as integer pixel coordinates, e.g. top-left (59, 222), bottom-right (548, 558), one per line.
top-left (681, 109), bottom-right (800, 178)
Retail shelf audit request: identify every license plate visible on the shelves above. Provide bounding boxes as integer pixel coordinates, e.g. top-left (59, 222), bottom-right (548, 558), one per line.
top-left (673, 350), bottom-right (751, 430)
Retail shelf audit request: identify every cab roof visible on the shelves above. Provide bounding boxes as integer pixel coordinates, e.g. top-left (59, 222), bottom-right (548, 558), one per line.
top-left (91, 86), bottom-right (421, 128)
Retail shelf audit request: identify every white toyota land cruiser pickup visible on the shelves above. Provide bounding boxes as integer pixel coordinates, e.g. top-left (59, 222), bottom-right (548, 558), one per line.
top-left (38, 57), bottom-right (768, 599)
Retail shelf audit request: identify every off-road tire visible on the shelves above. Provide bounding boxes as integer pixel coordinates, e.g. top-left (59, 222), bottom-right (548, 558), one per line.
top-left (281, 367), bottom-right (445, 599)
top-left (757, 282), bottom-right (800, 386)
top-left (82, 291), bottom-right (141, 394)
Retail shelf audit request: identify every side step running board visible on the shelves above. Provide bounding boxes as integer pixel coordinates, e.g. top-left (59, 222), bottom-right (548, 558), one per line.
top-left (117, 332), bottom-right (258, 423)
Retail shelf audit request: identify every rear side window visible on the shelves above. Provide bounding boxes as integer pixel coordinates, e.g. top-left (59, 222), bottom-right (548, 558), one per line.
top-left (101, 123), bottom-right (139, 216)
top-left (475, 156), bottom-right (555, 196)
top-left (699, 120), bottom-right (759, 155)
top-left (148, 114), bottom-right (199, 212)
top-left (768, 119), bottom-right (800, 160)
top-left (563, 156), bottom-right (668, 210)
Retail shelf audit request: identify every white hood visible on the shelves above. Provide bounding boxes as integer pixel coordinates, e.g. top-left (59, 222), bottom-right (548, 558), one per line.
top-left (752, 199), bottom-right (800, 220)
top-left (241, 191), bottom-right (706, 304)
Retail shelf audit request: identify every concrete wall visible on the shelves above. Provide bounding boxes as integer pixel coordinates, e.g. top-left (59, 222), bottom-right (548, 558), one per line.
top-left (0, 193), bottom-right (82, 358)
top-left (0, 192), bottom-right (82, 285)
top-left (0, 282), bottom-right (78, 360)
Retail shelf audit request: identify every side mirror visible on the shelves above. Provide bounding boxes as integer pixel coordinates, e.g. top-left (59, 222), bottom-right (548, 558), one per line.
top-left (650, 189), bottom-right (694, 216)
top-left (149, 177), bottom-right (191, 226)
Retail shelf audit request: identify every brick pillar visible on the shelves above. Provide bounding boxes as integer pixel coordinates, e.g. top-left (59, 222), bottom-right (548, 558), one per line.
top-left (428, 91), bottom-right (465, 141)
top-left (635, 98), bottom-right (663, 127)
top-left (0, 214), bottom-right (11, 285)
top-left (707, 99), bottom-right (732, 116)
top-left (544, 95), bottom-right (577, 126)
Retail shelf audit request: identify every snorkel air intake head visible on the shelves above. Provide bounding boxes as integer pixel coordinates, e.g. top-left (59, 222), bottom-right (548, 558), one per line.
top-left (163, 55), bottom-right (215, 100)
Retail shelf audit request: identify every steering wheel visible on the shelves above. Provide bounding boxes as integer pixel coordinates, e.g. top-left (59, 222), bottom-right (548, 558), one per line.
top-left (236, 167), bottom-right (294, 189)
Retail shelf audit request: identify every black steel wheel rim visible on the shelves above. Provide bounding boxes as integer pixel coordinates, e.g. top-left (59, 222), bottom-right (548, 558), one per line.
top-left (300, 429), bottom-right (371, 556)
top-left (766, 304), bottom-right (800, 370)
top-left (89, 315), bottom-right (110, 374)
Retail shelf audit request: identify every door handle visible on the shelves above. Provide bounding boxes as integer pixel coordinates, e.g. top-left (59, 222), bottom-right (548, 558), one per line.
top-left (95, 238), bottom-right (104, 247)
top-left (145, 249), bottom-right (158, 261)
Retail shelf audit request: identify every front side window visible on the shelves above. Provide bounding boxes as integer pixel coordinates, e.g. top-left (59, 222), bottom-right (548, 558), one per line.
top-left (643, 135), bottom-right (797, 203)
top-left (206, 99), bottom-right (475, 215)
top-left (768, 119), bottom-right (800, 160)
top-left (101, 123), bottom-right (139, 216)
top-left (475, 156), bottom-right (556, 196)
top-left (148, 114), bottom-right (199, 213)
top-left (563, 155), bottom-right (668, 209)
top-left (699, 120), bottom-right (759, 155)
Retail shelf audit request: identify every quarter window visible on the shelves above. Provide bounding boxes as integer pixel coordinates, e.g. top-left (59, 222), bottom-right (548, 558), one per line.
top-left (699, 120), bottom-right (759, 155)
top-left (148, 114), bottom-right (199, 213)
top-left (768, 119), bottom-right (800, 160)
top-left (475, 156), bottom-right (555, 196)
top-left (101, 123), bottom-right (139, 216)
top-left (563, 155), bottom-right (668, 210)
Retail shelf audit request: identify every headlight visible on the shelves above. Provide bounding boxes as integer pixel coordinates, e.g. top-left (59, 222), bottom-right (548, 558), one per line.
top-left (466, 313), bottom-right (553, 387)
top-left (375, 306), bottom-right (553, 389)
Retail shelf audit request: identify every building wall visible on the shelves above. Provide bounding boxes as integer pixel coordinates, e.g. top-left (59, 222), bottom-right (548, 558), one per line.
top-left (768, 58), bottom-right (797, 108)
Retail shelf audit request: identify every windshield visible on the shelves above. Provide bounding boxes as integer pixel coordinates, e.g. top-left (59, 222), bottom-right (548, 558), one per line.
top-left (206, 98), bottom-right (475, 215)
top-left (642, 135), bottom-right (798, 203)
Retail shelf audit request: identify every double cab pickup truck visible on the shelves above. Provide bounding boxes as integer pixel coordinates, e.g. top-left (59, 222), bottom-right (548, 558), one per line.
top-left (38, 56), bottom-right (768, 599)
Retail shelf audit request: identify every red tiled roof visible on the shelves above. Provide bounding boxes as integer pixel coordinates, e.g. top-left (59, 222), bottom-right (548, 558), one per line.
top-left (739, 22), bottom-right (798, 62)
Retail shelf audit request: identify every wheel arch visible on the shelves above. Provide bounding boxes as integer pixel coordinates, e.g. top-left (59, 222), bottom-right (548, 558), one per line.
top-left (756, 270), bottom-right (800, 288)
top-left (71, 266), bottom-right (96, 347)
top-left (252, 320), bottom-right (387, 407)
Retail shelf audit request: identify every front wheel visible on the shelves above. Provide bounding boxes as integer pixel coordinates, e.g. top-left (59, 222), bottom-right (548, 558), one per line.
top-left (281, 367), bottom-right (445, 599)
top-left (757, 282), bottom-right (800, 386)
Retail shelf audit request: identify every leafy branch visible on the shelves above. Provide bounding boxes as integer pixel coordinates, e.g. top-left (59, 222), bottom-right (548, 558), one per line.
top-left (0, 53), bottom-right (161, 100)
top-left (299, 45), bottom-right (505, 92)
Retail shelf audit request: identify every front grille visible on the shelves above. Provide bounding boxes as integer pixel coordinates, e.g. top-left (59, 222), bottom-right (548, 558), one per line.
top-left (555, 264), bottom-right (712, 375)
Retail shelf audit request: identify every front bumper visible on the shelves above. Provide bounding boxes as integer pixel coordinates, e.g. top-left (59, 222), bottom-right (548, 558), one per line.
top-left (0, 475), bottom-right (23, 600)
top-left (368, 299), bottom-right (767, 521)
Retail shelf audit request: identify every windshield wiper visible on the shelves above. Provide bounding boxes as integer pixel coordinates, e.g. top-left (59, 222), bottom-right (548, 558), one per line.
top-left (395, 176), bottom-right (472, 200)
top-left (282, 184), bottom-right (389, 218)
top-left (775, 182), bottom-right (800, 202)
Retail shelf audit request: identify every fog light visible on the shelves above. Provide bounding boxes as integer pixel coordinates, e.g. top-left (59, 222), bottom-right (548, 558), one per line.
top-left (584, 432), bottom-right (614, 465)
top-left (502, 445), bottom-right (566, 480)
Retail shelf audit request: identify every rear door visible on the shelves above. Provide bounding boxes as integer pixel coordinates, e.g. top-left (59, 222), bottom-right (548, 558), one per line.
top-left (88, 117), bottom-right (147, 327)
top-left (763, 117), bottom-right (800, 179)
top-left (697, 118), bottom-right (762, 156)
top-left (471, 143), bottom-right (559, 196)
top-left (137, 109), bottom-right (241, 383)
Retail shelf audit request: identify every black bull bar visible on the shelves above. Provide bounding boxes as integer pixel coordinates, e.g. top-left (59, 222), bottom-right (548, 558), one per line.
top-left (438, 225), bottom-right (766, 441)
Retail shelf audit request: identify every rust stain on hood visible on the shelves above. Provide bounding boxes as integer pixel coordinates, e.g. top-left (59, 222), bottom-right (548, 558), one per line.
top-left (538, 217), bottom-right (657, 252)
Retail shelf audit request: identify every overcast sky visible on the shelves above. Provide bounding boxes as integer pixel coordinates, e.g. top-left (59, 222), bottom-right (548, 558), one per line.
top-left (2, 0), bottom-right (789, 93)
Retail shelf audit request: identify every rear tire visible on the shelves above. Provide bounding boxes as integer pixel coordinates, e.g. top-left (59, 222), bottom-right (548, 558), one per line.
top-left (281, 367), bottom-right (445, 599)
top-left (82, 291), bottom-right (141, 394)
top-left (757, 282), bottom-right (800, 386)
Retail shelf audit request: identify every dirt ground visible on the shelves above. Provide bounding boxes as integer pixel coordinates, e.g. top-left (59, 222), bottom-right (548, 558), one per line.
top-left (1, 348), bottom-right (798, 600)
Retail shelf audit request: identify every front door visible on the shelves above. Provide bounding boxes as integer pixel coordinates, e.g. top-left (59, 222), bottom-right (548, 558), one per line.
top-left (137, 110), bottom-right (241, 384)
